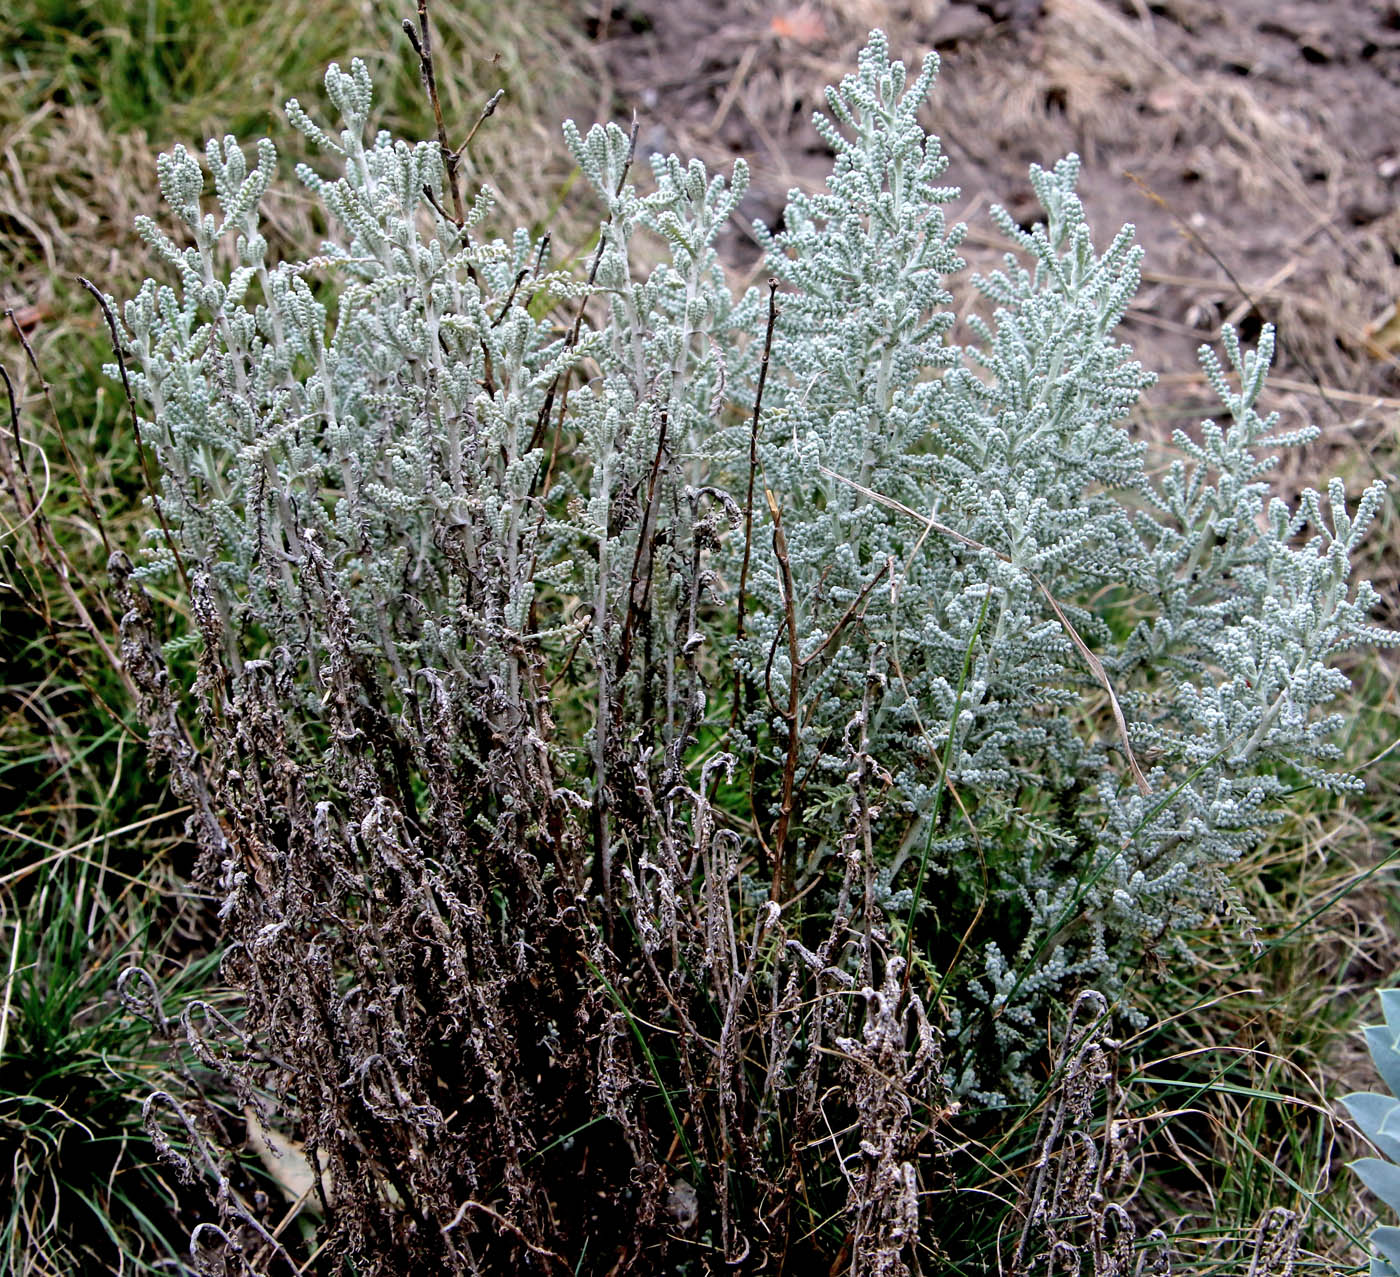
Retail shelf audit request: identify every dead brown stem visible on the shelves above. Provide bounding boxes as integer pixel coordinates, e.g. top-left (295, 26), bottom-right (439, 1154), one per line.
top-left (729, 278), bottom-right (779, 739)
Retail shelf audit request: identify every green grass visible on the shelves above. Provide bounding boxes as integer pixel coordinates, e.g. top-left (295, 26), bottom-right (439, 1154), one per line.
top-left (0, 863), bottom-right (221, 1275)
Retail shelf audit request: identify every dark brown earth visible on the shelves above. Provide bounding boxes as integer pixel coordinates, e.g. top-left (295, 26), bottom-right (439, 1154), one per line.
top-left (585, 0), bottom-right (1400, 597)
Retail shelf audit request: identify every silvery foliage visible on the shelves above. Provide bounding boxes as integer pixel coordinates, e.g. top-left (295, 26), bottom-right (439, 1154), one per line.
top-left (108, 33), bottom-right (1391, 1102)
top-left (733, 32), bottom-right (1392, 1097)
top-left (120, 58), bottom-right (587, 685)
top-left (551, 116), bottom-right (761, 817)
top-left (114, 57), bottom-right (755, 743)
top-left (1340, 991), bottom-right (1400, 1277)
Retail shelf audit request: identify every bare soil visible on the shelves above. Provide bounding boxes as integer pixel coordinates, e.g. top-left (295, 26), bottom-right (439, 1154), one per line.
top-left (586, 0), bottom-right (1400, 573)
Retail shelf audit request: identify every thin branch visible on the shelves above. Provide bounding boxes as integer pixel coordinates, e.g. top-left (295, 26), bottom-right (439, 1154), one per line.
top-left (407, 0), bottom-right (464, 225)
top-left (519, 232), bottom-right (552, 314)
top-left (441, 1200), bottom-right (572, 1274)
top-left (529, 114), bottom-right (638, 458)
top-left (452, 89), bottom-right (505, 159)
top-left (729, 278), bottom-right (779, 737)
top-left (6, 309), bottom-right (110, 555)
top-left (0, 358), bottom-right (142, 733)
top-left (797, 557), bottom-right (890, 672)
top-left (419, 182), bottom-right (457, 229)
top-left (491, 269), bottom-right (530, 328)
top-left (766, 487), bottom-right (802, 902)
top-left (616, 401), bottom-right (670, 682)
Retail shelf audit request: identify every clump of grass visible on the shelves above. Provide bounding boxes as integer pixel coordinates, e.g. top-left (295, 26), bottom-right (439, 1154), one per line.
top-left (0, 854), bottom-right (221, 1275)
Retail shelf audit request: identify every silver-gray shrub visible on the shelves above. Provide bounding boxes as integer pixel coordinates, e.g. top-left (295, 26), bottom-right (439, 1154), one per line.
top-left (731, 32), bottom-right (1393, 1096)
top-left (100, 27), bottom-right (1392, 1273)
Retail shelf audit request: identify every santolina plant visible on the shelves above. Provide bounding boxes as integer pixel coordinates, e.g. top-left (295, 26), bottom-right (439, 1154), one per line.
top-left (50, 20), bottom-right (1393, 1275)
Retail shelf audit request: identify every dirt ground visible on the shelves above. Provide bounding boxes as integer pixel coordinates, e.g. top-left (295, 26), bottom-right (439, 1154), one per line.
top-left (586, 0), bottom-right (1400, 577)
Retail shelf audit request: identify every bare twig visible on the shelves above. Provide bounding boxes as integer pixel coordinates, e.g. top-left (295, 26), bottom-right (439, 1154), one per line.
top-left (729, 278), bottom-right (779, 737)
top-left (406, 0), bottom-right (464, 225)
top-left (453, 89), bottom-right (505, 160)
top-left (6, 309), bottom-right (109, 555)
top-left (766, 488), bottom-right (802, 902)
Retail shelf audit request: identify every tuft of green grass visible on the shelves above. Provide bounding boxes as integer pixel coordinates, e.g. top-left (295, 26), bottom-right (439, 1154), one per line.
top-left (0, 856), bottom-right (222, 1276)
